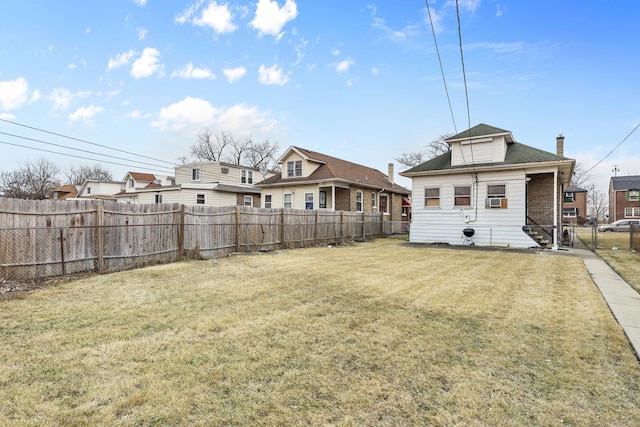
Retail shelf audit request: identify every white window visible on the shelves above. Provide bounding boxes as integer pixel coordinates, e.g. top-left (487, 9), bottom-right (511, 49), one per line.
top-left (242, 170), bottom-right (253, 184)
top-left (128, 178), bottom-right (134, 188)
top-left (371, 192), bottom-right (376, 208)
top-left (196, 193), bottom-right (205, 205)
top-left (305, 192), bottom-right (314, 210)
top-left (564, 192), bottom-right (575, 203)
top-left (264, 194), bottom-right (272, 209)
top-left (563, 208), bottom-right (577, 217)
top-left (628, 191), bottom-right (640, 201)
top-left (286, 160), bottom-right (302, 178)
top-left (192, 168), bottom-right (201, 181)
top-left (424, 187), bottom-right (440, 208)
top-left (379, 194), bottom-right (389, 213)
top-left (244, 195), bottom-right (253, 207)
top-left (284, 193), bottom-right (292, 208)
top-left (625, 207), bottom-right (640, 218)
top-left (487, 184), bottom-right (506, 198)
top-left (356, 190), bottom-right (363, 212)
top-left (155, 194), bottom-right (162, 204)
top-left (454, 186), bottom-right (471, 207)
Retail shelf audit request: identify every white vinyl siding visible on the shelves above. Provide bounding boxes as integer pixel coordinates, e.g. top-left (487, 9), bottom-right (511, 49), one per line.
top-left (409, 170), bottom-right (533, 248)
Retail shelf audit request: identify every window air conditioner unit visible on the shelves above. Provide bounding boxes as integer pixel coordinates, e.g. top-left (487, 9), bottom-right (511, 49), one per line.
top-left (489, 198), bottom-right (503, 208)
top-left (221, 167), bottom-right (229, 174)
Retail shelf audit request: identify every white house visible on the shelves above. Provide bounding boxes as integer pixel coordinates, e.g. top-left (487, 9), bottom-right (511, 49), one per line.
top-left (123, 162), bottom-right (274, 206)
top-left (400, 124), bottom-right (575, 249)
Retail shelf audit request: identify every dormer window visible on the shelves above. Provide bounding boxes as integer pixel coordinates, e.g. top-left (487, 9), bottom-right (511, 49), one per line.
top-left (242, 170), bottom-right (253, 184)
top-left (128, 178), bottom-right (134, 188)
top-left (286, 160), bottom-right (302, 178)
top-left (192, 168), bottom-right (201, 181)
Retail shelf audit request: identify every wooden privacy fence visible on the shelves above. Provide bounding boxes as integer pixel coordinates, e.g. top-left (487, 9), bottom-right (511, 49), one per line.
top-left (0, 198), bottom-right (395, 281)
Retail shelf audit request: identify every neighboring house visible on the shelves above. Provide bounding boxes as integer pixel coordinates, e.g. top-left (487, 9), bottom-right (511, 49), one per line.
top-left (124, 162), bottom-right (274, 207)
top-left (562, 184), bottom-right (588, 225)
top-left (49, 184), bottom-right (79, 200)
top-left (257, 146), bottom-right (411, 224)
top-left (114, 172), bottom-right (175, 203)
top-left (400, 124), bottom-right (575, 249)
top-left (76, 179), bottom-right (125, 200)
top-left (608, 175), bottom-right (640, 223)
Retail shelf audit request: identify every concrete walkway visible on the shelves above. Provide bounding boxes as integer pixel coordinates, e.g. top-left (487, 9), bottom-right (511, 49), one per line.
top-left (569, 239), bottom-right (640, 360)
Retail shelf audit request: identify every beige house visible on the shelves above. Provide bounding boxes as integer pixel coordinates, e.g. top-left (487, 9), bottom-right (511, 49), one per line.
top-left (124, 162), bottom-right (274, 206)
top-left (257, 146), bottom-right (410, 224)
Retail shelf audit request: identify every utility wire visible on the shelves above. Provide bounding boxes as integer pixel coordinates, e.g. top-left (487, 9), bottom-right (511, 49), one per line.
top-left (455, 0), bottom-right (476, 167)
top-left (583, 121), bottom-right (640, 175)
top-left (0, 117), bottom-right (178, 167)
top-left (0, 130), bottom-right (174, 172)
top-left (425, 0), bottom-right (458, 136)
top-left (0, 140), bottom-right (175, 174)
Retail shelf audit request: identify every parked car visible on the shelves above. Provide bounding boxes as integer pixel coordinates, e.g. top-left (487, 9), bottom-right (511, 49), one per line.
top-left (597, 219), bottom-right (640, 232)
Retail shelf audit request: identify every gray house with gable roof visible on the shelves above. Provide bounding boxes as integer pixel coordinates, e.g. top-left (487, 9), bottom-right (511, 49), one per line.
top-left (400, 124), bottom-right (575, 249)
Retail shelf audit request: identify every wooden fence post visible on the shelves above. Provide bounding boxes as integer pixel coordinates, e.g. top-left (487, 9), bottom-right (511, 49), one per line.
top-left (96, 200), bottom-right (104, 273)
top-left (280, 208), bottom-right (286, 249)
top-left (178, 204), bottom-right (185, 259)
top-left (235, 205), bottom-right (241, 252)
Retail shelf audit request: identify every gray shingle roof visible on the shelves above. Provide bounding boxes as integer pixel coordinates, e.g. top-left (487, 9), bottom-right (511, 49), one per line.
top-left (404, 141), bottom-right (569, 174)
top-left (611, 175), bottom-right (640, 191)
top-left (447, 123), bottom-right (513, 142)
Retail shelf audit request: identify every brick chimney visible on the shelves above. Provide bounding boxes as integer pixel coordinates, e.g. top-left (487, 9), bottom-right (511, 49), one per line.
top-left (556, 134), bottom-right (565, 157)
top-left (388, 163), bottom-right (394, 184)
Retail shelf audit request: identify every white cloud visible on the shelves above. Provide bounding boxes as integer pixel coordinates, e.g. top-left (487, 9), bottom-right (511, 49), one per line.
top-left (372, 17), bottom-right (420, 41)
top-left (132, 0), bottom-right (147, 6)
top-left (0, 77), bottom-right (29, 110)
top-left (125, 110), bottom-right (148, 119)
top-left (222, 66), bottom-right (247, 83)
top-left (453, 0), bottom-right (481, 14)
top-left (68, 105), bottom-right (103, 124)
top-left (84, 28), bottom-right (91, 35)
top-left (131, 47), bottom-right (163, 79)
top-left (467, 41), bottom-right (525, 54)
top-left (152, 96), bottom-right (218, 130)
top-left (335, 58), bottom-right (355, 74)
top-left (152, 96), bottom-right (275, 135)
top-left (108, 49), bottom-right (136, 70)
top-left (30, 89), bottom-right (41, 103)
top-left (138, 27), bottom-right (148, 40)
top-left (250, 0), bottom-right (297, 37)
top-left (171, 62), bottom-right (216, 79)
top-left (182, 1), bottom-right (237, 34)
top-left (258, 64), bottom-right (290, 85)
top-left (0, 112), bottom-right (15, 120)
top-left (48, 88), bottom-right (90, 112)
top-left (371, 66), bottom-right (380, 75)
top-left (331, 47), bottom-right (340, 56)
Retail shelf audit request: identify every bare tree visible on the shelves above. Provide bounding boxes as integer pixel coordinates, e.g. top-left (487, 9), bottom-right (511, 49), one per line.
top-left (243, 139), bottom-right (280, 171)
top-left (396, 133), bottom-right (452, 169)
top-left (223, 135), bottom-right (252, 165)
top-left (589, 187), bottom-right (608, 222)
top-left (188, 129), bottom-right (280, 170)
top-left (190, 129), bottom-right (230, 161)
top-left (65, 164), bottom-right (113, 185)
top-left (570, 162), bottom-right (590, 189)
top-left (0, 158), bottom-right (60, 200)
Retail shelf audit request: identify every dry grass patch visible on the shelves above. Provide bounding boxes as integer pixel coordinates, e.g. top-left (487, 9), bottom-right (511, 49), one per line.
top-left (575, 227), bottom-right (640, 293)
top-left (1, 239), bottom-right (640, 426)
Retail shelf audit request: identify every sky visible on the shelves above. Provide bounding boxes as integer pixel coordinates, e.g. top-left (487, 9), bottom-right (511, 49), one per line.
top-left (1, 0), bottom-right (639, 195)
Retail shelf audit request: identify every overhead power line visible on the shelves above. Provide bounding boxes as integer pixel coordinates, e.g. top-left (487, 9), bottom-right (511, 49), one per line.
top-left (0, 117), bottom-right (178, 167)
top-left (0, 140), bottom-right (175, 174)
top-left (583, 121), bottom-right (640, 175)
top-left (0, 130), bottom-right (174, 172)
